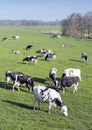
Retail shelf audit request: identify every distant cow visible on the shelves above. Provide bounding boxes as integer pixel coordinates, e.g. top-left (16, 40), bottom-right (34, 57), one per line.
top-left (2, 37), bottom-right (8, 41)
top-left (12, 36), bottom-right (20, 40)
top-left (23, 56), bottom-right (38, 64)
top-left (56, 76), bottom-right (79, 93)
top-left (4, 71), bottom-right (24, 85)
top-left (45, 51), bottom-right (56, 61)
top-left (13, 74), bottom-right (34, 91)
top-left (51, 34), bottom-right (61, 38)
top-left (49, 68), bottom-right (58, 86)
top-left (33, 85), bottom-right (68, 116)
top-left (81, 53), bottom-right (88, 63)
top-left (36, 48), bottom-right (49, 57)
top-left (26, 45), bottom-right (33, 50)
top-left (12, 50), bottom-right (20, 54)
top-left (62, 68), bottom-right (81, 81)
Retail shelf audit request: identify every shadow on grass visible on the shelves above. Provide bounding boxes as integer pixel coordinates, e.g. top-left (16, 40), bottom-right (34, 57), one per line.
top-left (0, 81), bottom-right (5, 88)
top-left (33, 77), bottom-right (47, 84)
top-left (69, 59), bottom-right (82, 63)
top-left (0, 82), bottom-right (13, 90)
top-left (2, 100), bottom-right (33, 110)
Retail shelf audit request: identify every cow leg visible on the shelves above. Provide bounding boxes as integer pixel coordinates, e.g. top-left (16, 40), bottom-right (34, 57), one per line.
top-left (38, 101), bottom-right (40, 110)
top-left (73, 83), bottom-right (78, 93)
top-left (33, 97), bottom-right (36, 110)
top-left (48, 102), bottom-right (51, 113)
top-left (62, 88), bottom-right (66, 93)
top-left (13, 82), bottom-right (20, 91)
top-left (26, 85), bottom-right (30, 92)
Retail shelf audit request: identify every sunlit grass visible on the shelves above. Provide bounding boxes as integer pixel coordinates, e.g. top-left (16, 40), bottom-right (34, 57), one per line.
top-left (0, 26), bottom-right (92, 130)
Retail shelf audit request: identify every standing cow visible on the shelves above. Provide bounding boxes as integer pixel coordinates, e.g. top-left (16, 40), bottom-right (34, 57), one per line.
top-left (49, 68), bottom-right (58, 86)
top-left (62, 68), bottom-right (81, 81)
top-left (56, 76), bottom-right (79, 93)
top-left (13, 74), bottom-right (34, 91)
top-left (45, 51), bottom-right (56, 61)
top-left (33, 85), bottom-right (68, 116)
top-left (81, 52), bottom-right (88, 63)
top-left (4, 71), bottom-right (24, 85)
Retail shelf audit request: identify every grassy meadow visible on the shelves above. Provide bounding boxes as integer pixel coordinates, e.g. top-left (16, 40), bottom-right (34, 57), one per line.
top-left (0, 26), bottom-right (92, 130)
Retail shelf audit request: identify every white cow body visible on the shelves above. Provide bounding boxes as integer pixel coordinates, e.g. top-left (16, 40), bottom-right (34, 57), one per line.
top-left (62, 68), bottom-right (81, 81)
top-left (33, 86), bottom-right (68, 116)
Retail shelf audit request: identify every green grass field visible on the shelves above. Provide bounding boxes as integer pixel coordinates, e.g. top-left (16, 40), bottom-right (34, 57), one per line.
top-left (0, 26), bottom-right (92, 130)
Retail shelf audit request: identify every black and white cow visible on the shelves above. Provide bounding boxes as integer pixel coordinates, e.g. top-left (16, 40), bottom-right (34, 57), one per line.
top-left (4, 71), bottom-right (24, 85)
top-left (62, 68), bottom-right (81, 81)
top-left (56, 76), bottom-right (79, 93)
top-left (45, 51), bottom-right (56, 61)
top-left (13, 74), bottom-right (34, 91)
top-left (36, 48), bottom-right (49, 57)
top-left (11, 36), bottom-right (20, 40)
top-left (49, 68), bottom-right (58, 86)
top-left (26, 45), bottom-right (33, 50)
top-left (33, 85), bottom-right (68, 116)
top-left (81, 52), bottom-right (88, 63)
top-left (23, 56), bottom-right (38, 64)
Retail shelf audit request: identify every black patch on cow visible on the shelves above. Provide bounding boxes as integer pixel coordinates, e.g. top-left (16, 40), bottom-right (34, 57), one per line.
top-left (52, 98), bottom-right (64, 107)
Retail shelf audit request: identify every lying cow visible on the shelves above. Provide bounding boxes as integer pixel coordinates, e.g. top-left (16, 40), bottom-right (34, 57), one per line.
top-left (2, 37), bottom-right (8, 41)
top-left (56, 76), bottom-right (79, 93)
top-left (23, 56), bottom-right (38, 64)
top-left (49, 68), bottom-right (58, 86)
top-left (13, 74), bottom-right (34, 91)
top-left (4, 71), bottom-right (24, 85)
top-left (62, 68), bottom-right (81, 81)
top-left (45, 51), bottom-right (56, 61)
top-left (12, 36), bottom-right (20, 40)
top-left (33, 85), bottom-right (68, 116)
top-left (81, 52), bottom-right (88, 63)
top-left (36, 49), bottom-right (48, 54)
top-left (12, 50), bottom-right (20, 54)
top-left (26, 45), bottom-right (33, 50)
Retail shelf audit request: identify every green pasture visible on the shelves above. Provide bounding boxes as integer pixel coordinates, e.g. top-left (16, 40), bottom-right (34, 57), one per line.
top-left (0, 26), bottom-right (92, 130)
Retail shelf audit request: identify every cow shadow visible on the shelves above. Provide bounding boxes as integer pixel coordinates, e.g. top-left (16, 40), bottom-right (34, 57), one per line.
top-left (0, 81), bottom-right (12, 90)
top-left (0, 81), bottom-right (5, 88)
top-left (2, 100), bottom-right (33, 110)
top-left (33, 77), bottom-right (47, 84)
top-left (69, 59), bottom-right (81, 63)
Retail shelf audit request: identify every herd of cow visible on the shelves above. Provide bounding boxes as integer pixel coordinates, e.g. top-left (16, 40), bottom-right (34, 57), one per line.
top-left (3, 40), bottom-right (88, 116)
top-left (4, 66), bottom-right (83, 117)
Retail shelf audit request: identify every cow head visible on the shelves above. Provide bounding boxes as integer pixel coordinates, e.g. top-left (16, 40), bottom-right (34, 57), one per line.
top-left (61, 105), bottom-right (68, 116)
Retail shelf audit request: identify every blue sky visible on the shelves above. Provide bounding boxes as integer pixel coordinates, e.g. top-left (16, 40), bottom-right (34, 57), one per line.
top-left (0, 0), bottom-right (92, 21)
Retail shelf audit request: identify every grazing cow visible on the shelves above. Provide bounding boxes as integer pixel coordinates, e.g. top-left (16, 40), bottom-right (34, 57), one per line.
top-left (26, 45), bottom-right (33, 50)
top-left (23, 56), bottom-right (38, 64)
top-left (62, 68), bottom-right (81, 81)
top-left (56, 76), bottom-right (79, 93)
top-left (45, 51), bottom-right (56, 61)
top-left (49, 68), bottom-right (58, 86)
top-left (13, 74), bottom-right (34, 91)
top-left (12, 36), bottom-right (20, 40)
top-left (33, 86), bottom-right (68, 116)
top-left (81, 53), bottom-right (88, 63)
top-left (4, 71), bottom-right (24, 85)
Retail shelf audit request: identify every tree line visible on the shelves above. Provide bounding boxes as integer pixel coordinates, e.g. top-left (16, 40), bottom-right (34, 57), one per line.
top-left (0, 19), bottom-right (60, 26)
top-left (0, 11), bottom-right (92, 38)
top-left (61, 11), bottom-right (92, 38)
